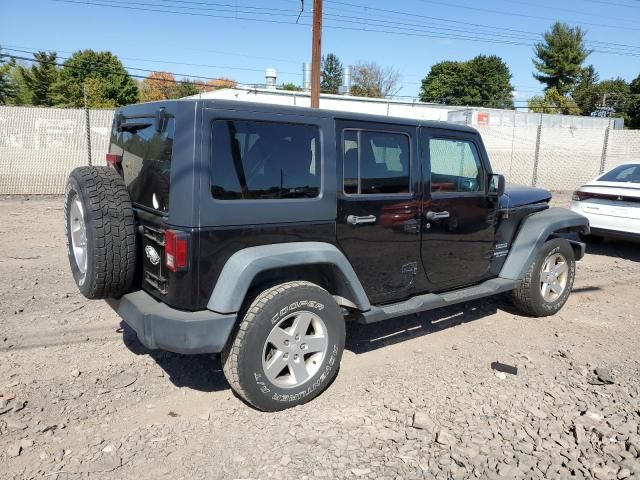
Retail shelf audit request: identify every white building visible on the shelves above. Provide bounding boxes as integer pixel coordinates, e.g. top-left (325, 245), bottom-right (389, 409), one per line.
top-left (191, 84), bottom-right (621, 130)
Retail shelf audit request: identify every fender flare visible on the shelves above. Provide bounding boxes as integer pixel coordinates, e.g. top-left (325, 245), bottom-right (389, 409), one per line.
top-left (206, 242), bottom-right (371, 314)
top-left (499, 207), bottom-right (589, 281)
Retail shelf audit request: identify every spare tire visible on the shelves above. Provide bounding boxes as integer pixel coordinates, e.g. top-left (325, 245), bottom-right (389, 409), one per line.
top-left (64, 166), bottom-right (137, 299)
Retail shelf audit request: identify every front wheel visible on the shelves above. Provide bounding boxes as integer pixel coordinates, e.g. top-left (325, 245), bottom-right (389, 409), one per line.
top-left (222, 281), bottom-right (345, 411)
top-left (512, 238), bottom-right (576, 317)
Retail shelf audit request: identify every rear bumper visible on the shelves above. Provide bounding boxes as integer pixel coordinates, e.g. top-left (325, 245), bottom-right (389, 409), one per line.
top-left (117, 290), bottom-right (236, 354)
top-left (570, 201), bottom-right (640, 235)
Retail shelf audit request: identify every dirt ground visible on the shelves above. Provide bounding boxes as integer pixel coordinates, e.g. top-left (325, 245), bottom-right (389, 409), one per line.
top-left (1, 193), bottom-right (640, 480)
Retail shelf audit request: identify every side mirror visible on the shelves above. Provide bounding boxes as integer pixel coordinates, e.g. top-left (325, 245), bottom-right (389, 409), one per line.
top-left (488, 174), bottom-right (506, 197)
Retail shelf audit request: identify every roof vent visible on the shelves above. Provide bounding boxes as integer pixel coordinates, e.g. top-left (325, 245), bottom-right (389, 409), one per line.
top-left (303, 62), bottom-right (312, 92)
top-left (265, 68), bottom-right (277, 90)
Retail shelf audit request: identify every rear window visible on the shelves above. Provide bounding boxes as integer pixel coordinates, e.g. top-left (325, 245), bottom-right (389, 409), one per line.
top-left (110, 116), bottom-right (175, 213)
top-left (600, 164), bottom-right (640, 183)
top-left (211, 119), bottom-right (320, 200)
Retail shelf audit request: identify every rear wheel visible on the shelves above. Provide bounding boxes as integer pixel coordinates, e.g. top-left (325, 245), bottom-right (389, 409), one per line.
top-left (222, 281), bottom-right (345, 411)
top-left (513, 238), bottom-right (576, 317)
top-left (64, 166), bottom-right (137, 299)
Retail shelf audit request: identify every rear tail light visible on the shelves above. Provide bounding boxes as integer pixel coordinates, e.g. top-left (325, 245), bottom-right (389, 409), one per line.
top-left (165, 230), bottom-right (189, 272)
top-left (106, 153), bottom-right (122, 167)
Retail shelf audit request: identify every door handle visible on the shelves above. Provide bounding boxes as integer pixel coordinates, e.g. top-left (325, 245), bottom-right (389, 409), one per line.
top-left (346, 214), bottom-right (377, 225)
top-left (426, 210), bottom-right (450, 221)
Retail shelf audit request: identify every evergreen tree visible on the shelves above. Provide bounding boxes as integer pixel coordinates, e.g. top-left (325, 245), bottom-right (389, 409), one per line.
top-left (533, 22), bottom-right (590, 95)
top-left (0, 47), bottom-right (14, 105)
top-left (320, 53), bottom-right (343, 94)
top-left (629, 74), bottom-right (640, 129)
top-left (20, 51), bottom-right (59, 106)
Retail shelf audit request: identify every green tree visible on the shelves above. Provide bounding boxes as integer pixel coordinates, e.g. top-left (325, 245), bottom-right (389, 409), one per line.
top-left (533, 22), bottom-right (590, 95)
top-left (281, 82), bottom-right (303, 92)
top-left (0, 47), bottom-right (14, 105)
top-left (420, 55), bottom-right (514, 108)
top-left (528, 87), bottom-right (581, 115)
top-left (628, 74), bottom-right (640, 129)
top-left (175, 79), bottom-right (201, 97)
top-left (351, 61), bottom-right (401, 98)
top-left (1, 57), bottom-right (31, 105)
top-left (52, 49), bottom-right (138, 107)
top-left (19, 51), bottom-right (59, 106)
top-left (321, 53), bottom-right (343, 94)
top-left (571, 65), bottom-right (600, 114)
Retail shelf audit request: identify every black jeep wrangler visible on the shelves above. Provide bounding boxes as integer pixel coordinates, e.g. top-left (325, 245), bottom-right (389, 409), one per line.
top-left (64, 99), bottom-right (589, 411)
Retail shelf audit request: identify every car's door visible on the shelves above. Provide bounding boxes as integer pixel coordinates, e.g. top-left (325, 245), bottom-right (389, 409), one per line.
top-left (336, 120), bottom-right (423, 305)
top-left (420, 128), bottom-right (498, 289)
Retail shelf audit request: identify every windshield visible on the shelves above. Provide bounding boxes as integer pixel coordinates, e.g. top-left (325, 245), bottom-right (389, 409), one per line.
top-left (599, 164), bottom-right (640, 183)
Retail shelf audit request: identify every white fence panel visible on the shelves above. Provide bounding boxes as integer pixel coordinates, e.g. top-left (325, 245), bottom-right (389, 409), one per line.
top-left (0, 106), bottom-right (114, 194)
top-left (1, 105), bottom-right (639, 194)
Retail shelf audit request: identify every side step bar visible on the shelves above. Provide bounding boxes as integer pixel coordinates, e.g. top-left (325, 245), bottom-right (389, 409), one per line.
top-left (357, 278), bottom-right (517, 324)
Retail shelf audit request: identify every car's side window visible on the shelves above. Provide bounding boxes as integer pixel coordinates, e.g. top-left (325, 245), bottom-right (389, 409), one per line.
top-left (429, 138), bottom-right (484, 193)
top-left (211, 119), bottom-right (320, 200)
top-left (342, 129), bottom-right (410, 195)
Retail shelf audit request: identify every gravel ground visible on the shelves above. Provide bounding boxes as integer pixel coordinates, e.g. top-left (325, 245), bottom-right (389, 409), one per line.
top-left (1, 192), bottom-right (640, 480)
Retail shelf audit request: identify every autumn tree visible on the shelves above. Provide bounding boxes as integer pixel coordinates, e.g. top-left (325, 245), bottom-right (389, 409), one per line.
top-left (139, 71), bottom-right (178, 102)
top-left (205, 78), bottom-right (236, 91)
top-left (350, 62), bottom-right (401, 98)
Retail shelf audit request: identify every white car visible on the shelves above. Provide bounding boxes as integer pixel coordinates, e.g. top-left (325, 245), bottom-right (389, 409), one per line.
top-left (570, 162), bottom-right (640, 242)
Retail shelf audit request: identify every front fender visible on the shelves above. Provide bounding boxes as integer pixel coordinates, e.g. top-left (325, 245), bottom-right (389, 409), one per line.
top-left (206, 242), bottom-right (371, 314)
top-left (500, 208), bottom-right (589, 281)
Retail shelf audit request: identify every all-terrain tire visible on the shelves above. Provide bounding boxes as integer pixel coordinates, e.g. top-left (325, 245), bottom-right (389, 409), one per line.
top-left (222, 281), bottom-right (345, 412)
top-left (64, 166), bottom-right (137, 299)
top-left (512, 238), bottom-right (576, 317)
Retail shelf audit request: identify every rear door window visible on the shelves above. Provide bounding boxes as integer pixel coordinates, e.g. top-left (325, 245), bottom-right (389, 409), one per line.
top-left (211, 119), bottom-right (320, 200)
top-left (342, 129), bottom-right (410, 195)
top-left (111, 116), bottom-right (175, 213)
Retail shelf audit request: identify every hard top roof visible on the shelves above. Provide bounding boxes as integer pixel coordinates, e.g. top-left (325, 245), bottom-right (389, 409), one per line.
top-left (123, 98), bottom-right (479, 134)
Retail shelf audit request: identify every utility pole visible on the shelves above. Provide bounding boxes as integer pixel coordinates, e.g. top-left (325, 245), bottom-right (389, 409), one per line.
top-left (310, 0), bottom-right (323, 109)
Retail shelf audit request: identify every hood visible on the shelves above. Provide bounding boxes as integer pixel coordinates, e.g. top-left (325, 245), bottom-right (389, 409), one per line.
top-left (501, 184), bottom-right (552, 208)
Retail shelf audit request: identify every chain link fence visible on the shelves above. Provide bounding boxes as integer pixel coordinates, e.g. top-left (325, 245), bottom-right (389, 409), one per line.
top-left (0, 106), bottom-right (113, 194)
top-left (0, 105), bottom-right (639, 194)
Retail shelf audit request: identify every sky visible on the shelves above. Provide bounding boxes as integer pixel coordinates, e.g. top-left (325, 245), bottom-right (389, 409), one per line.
top-left (3, 0), bottom-right (640, 104)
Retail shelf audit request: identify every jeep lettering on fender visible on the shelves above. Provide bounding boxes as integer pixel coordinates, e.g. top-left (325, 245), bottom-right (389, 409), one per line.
top-left (64, 99), bottom-right (589, 411)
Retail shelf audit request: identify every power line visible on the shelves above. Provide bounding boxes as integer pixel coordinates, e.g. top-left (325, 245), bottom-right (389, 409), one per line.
top-left (321, 0), bottom-right (640, 53)
top-left (7, 51), bottom-right (633, 111)
top-left (51, 0), bottom-right (640, 57)
top-left (414, 0), bottom-right (640, 32)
